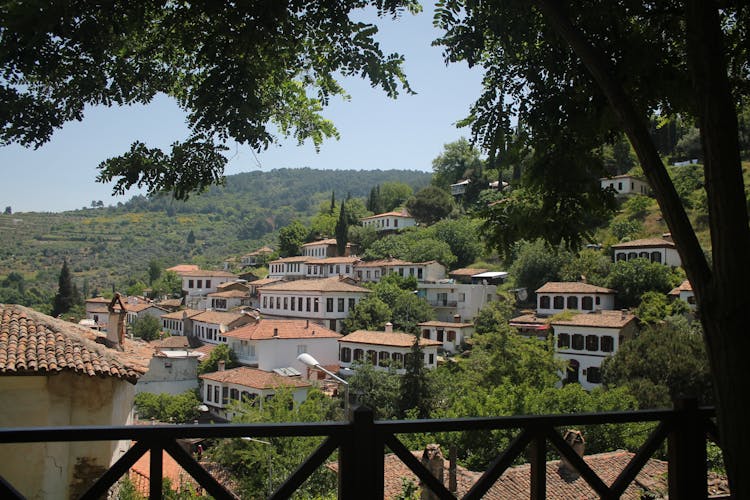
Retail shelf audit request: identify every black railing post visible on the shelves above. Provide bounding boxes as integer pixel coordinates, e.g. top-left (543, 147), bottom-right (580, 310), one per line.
top-left (150, 443), bottom-right (163, 500)
top-left (339, 406), bottom-right (383, 500)
top-left (529, 430), bottom-right (546, 500)
top-left (668, 397), bottom-right (707, 499)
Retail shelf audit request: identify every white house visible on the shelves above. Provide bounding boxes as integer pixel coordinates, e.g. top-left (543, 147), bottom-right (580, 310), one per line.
top-left (360, 209), bottom-right (416, 232)
top-left (160, 308), bottom-right (202, 336)
top-left (207, 288), bottom-right (252, 311)
top-left (124, 301), bottom-right (169, 325)
top-left (611, 237), bottom-right (682, 267)
top-left (305, 256), bottom-right (360, 279)
top-left (240, 246), bottom-right (274, 267)
top-left (509, 313), bottom-right (551, 341)
top-left (450, 179), bottom-right (471, 196)
top-left (301, 238), bottom-right (353, 258)
top-left (338, 324), bottom-right (441, 375)
top-left (418, 319), bottom-right (475, 353)
top-left (199, 366), bottom-right (311, 420)
top-left (258, 276), bottom-right (371, 332)
top-left (418, 281), bottom-right (497, 322)
top-left (669, 280), bottom-right (696, 310)
top-left (268, 256), bottom-right (311, 280)
top-left (224, 319), bottom-right (341, 371)
top-left (190, 310), bottom-right (257, 345)
top-left (179, 269), bottom-right (238, 299)
top-left (85, 296), bottom-right (111, 330)
top-left (0, 304), bottom-right (147, 499)
top-left (600, 174), bottom-right (650, 196)
top-left (552, 310), bottom-right (638, 390)
top-left (355, 258), bottom-right (446, 284)
top-left (535, 282), bottom-right (617, 316)
top-left (136, 348), bottom-right (201, 395)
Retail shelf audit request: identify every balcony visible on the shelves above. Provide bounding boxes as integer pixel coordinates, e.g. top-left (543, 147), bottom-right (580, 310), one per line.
top-left (0, 399), bottom-right (723, 499)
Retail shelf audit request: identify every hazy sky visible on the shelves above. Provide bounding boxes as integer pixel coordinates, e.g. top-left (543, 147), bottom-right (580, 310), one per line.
top-left (0, 6), bottom-right (484, 213)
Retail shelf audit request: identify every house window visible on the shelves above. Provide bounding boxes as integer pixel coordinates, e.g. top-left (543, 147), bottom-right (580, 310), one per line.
top-left (346, 265), bottom-right (350, 274)
top-left (206, 384), bottom-right (212, 402)
top-left (618, 182), bottom-right (623, 191)
top-left (459, 293), bottom-right (466, 302)
top-left (558, 333), bottom-right (570, 349)
top-left (276, 297), bottom-right (281, 309)
top-left (326, 298), bottom-right (334, 312)
top-left (628, 252), bottom-right (638, 260)
top-left (639, 251), bottom-right (649, 259)
top-left (447, 331), bottom-right (456, 342)
top-left (436, 330), bottom-right (444, 342)
top-left (366, 350), bottom-right (377, 365)
top-left (197, 280), bottom-right (203, 288)
top-left (394, 219), bottom-right (398, 227)
top-left (291, 298), bottom-right (295, 311)
top-left (338, 298), bottom-right (345, 312)
top-left (353, 349), bottom-right (364, 362)
top-left (378, 351), bottom-right (390, 367)
top-left (428, 353), bottom-right (434, 364)
top-left (595, 296), bottom-right (601, 305)
top-left (298, 297), bottom-right (303, 311)
top-left (314, 298), bottom-right (319, 312)
top-left (616, 252), bottom-right (626, 261)
top-left (284, 297), bottom-right (288, 310)
top-left (297, 345), bottom-right (307, 355)
top-left (341, 347), bottom-right (352, 362)
top-left (651, 251), bottom-right (662, 263)
top-left (348, 298), bottom-right (355, 311)
top-left (269, 297), bottom-right (274, 309)
top-left (566, 360), bottom-right (580, 384)
top-left (375, 270), bottom-right (380, 278)
top-left (366, 270), bottom-right (371, 279)
top-left (601, 336), bottom-right (614, 352)
top-left (189, 280), bottom-right (194, 288)
top-left (230, 388), bottom-right (239, 400)
top-left (206, 280), bottom-right (211, 288)
top-left (553, 296), bottom-right (564, 309)
top-left (586, 366), bottom-right (602, 384)
top-left (336, 265), bottom-right (341, 274)
top-left (586, 335), bottom-right (599, 351)
top-left (222, 387), bottom-right (229, 405)
top-left (418, 268), bottom-right (423, 279)
top-left (567, 296), bottom-right (578, 309)
top-left (540, 296), bottom-right (551, 309)
top-left (392, 352), bottom-right (403, 368)
top-left (307, 298), bottom-right (311, 311)
top-left (422, 329), bottom-right (430, 339)
top-left (582, 297), bottom-right (593, 310)
top-left (214, 386), bottom-right (220, 404)
top-left (572, 334), bottom-right (584, 350)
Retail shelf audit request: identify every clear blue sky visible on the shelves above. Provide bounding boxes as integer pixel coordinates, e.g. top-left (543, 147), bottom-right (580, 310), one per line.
top-left (0, 6), bottom-right (483, 213)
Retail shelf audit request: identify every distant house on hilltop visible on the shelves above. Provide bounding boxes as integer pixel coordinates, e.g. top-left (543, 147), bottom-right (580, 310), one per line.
top-left (611, 236), bottom-right (681, 267)
top-left (600, 174), bottom-right (650, 196)
top-left (360, 208), bottom-right (416, 232)
top-left (240, 246), bottom-right (274, 267)
top-left (535, 282), bottom-right (617, 316)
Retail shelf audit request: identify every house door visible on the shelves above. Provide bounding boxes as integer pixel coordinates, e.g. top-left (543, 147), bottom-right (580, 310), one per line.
top-left (329, 319), bottom-right (337, 331)
top-left (566, 359), bottom-right (580, 384)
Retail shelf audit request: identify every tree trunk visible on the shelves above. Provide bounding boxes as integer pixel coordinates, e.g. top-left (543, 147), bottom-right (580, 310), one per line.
top-left (534, 0), bottom-right (750, 495)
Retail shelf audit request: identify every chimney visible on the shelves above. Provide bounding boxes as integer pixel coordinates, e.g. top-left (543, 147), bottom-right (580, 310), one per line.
top-left (559, 429), bottom-right (585, 478)
top-left (420, 444), bottom-right (444, 500)
top-left (218, 360), bottom-right (225, 371)
top-left (384, 322), bottom-right (393, 333)
top-left (453, 314), bottom-right (461, 324)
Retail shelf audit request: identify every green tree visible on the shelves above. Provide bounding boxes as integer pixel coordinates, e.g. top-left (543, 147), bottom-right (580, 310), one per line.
top-left (277, 221), bottom-right (307, 257)
top-left (559, 249), bottom-right (611, 286)
top-left (2, 2), bottom-right (416, 200)
top-left (426, 217), bottom-right (483, 269)
top-left (606, 258), bottom-right (681, 308)
top-left (398, 333), bottom-right (431, 418)
top-left (379, 182), bottom-right (414, 212)
top-left (405, 186), bottom-right (454, 226)
top-left (348, 361), bottom-right (401, 419)
top-left (363, 229), bottom-right (457, 268)
top-left (134, 391), bottom-right (201, 423)
top-left (602, 322), bottom-right (712, 408)
top-left (335, 202), bottom-right (348, 256)
top-left (198, 344), bottom-right (238, 375)
top-left (343, 296), bottom-right (392, 333)
top-left (430, 138), bottom-right (483, 191)
top-left (148, 260), bottom-right (162, 285)
top-left (473, 298), bottom-right (516, 335)
top-left (435, 1), bottom-right (750, 488)
top-left (367, 185), bottom-right (384, 213)
top-left (508, 239), bottom-right (570, 297)
top-left (186, 230), bottom-right (196, 245)
top-left (151, 271), bottom-right (183, 298)
top-left (51, 260), bottom-right (76, 317)
top-left (609, 217), bottom-right (643, 241)
top-left (131, 314), bottom-right (161, 341)
top-left (635, 291), bottom-right (690, 324)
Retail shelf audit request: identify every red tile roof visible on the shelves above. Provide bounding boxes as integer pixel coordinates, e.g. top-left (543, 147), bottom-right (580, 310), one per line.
top-left (207, 290), bottom-right (251, 298)
top-left (150, 336), bottom-right (190, 349)
top-left (301, 238), bottom-right (338, 246)
top-left (669, 279), bottom-right (693, 295)
top-left (360, 209), bottom-right (412, 220)
top-left (85, 297), bottom-right (111, 304)
top-left (129, 448), bottom-right (199, 497)
top-left (225, 319), bottom-right (341, 341)
top-left (0, 304), bottom-right (146, 383)
top-left (611, 237), bottom-right (675, 249)
top-left (551, 310), bottom-right (636, 329)
top-left (536, 282), bottom-right (616, 294)
top-left (310, 256), bottom-right (361, 265)
top-left (199, 367), bottom-right (312, 389)
top-left (418, 320), bottom-right (474, 329)
top-left (166, 264), bottom-right (200, 273)
top-left (160, 308), bottom-right (202, 320)
top-left (449, 268), bottom-right (489, 277)
top-left (191, 311), bottom-right (253, 326)
top-left (178, 270), bottom-right (238, 278)
top-left (247, 277), bottom-right (283, 287)
top-left (340, 330), bottom-right (442, 348)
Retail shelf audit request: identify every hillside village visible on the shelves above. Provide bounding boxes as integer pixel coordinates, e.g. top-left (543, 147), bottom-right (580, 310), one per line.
top-left (0, 157), bottom-right (722, 497)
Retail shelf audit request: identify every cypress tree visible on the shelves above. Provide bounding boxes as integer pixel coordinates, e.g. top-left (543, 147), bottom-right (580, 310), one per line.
top-left (51, 260), bottom-right (75, 317)
top-left (398, 332), bottom-right (431, 418)
top-left (330, 191), bottom-right (336, 214)
top-left (335, 202), bottom-right (348, 257)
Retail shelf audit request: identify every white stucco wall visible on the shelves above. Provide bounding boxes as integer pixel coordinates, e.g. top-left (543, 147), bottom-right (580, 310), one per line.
top-left (0, 373), bottom-right (135, 499)
top-left (136, 356), bottom-right (199, 395)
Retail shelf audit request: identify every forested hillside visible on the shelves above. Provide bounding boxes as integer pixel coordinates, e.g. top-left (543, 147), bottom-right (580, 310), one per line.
top-left (0, 168), bottom-right (431, 310)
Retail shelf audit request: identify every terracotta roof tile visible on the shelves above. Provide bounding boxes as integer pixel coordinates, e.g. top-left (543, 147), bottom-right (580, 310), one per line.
top-left (309, 256), bottom-right (360, 265)
top-left (340, 330), bottom-right (441, 348)
top-left (360, 209), bottom-right (412, 220)
top-left (260, 277), bottom-right (370, 293)
top-left (269, 256), bottom-right (312, 264)
top-left (551, 310), bottom-right (636, 329)
top-left (178, 270), bottom-right (238, 278)
top-left (536, 282), bottom-right (617, 294)
top-left (417, 320), bottom-right (474, 328)
top-left (225, 319), bottom-right (341, 341)
top-left (207, 290), bottom-right (251, 298)
top-left (199, 367), bottom-right (312, 389)
top-left (247, 277), bottom-right (283, 287)
top-left (85, 297), bottom-right (111, 304)
top-left (669, 279), bottom-right (693, 295)
top-left (160, 308), bottom-right (203, 320)
top-left (0, 304), bottom-right (146, 383)
top-left (301, 238), bottom-right (338, 247)
top-left (191, 311), bottom-right (252, 326)
top-left (130, 449), bottom-right (200, 497)
top-left (611, 237), bottom-right (675, 249)
top-left (166, 264), bottom-right (200, 273)
top-left (449, 268), bottom-right (489, 277)
top-left (150, 336), bottom-right (190, 349)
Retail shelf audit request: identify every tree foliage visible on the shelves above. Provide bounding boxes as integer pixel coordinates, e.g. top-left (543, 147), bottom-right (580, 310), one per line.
top-left (277, 221), bottom-right (307, 258)
top-left (2, 1), bottom-right (418, 199)
top-left (134, 390), bottom-right (201, 423)
top-left (197, 344), bottom-right (238, 375)
top-left (606, 258), bottom-right (682, 308)
top-left (131, 314), bottom-right (162, 341)
top-left (431, 138), bottom-right (484, 191)
top-left (405, 186), bottom-right (454, 226)
top-left (508, 239), bottom-right (569, 295)
top-left (51, 260), bottom-right (78, 317)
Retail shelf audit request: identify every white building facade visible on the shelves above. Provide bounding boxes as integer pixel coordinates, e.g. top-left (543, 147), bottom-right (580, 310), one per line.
top-left (600, 175), bottom-right (650, 196)
top-left (535, 282), bottom-right (617, 316)
top-left (611, 237), bottom-right (682, 267)
top-left (360, 209), bottom-right (416, 232)
top-left (417, 282), bottom-right (497, 322)
top-left (338, 326), bottom-right (441, 375)
top-left (418, 320), bottom-right (475, 353)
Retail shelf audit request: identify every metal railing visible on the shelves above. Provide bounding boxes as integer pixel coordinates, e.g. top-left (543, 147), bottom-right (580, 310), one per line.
top-left (0, 399), bottom-right (720, 499)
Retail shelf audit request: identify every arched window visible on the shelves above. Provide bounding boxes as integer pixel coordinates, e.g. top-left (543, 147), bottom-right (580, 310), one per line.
top-left (553, 296), bottom-right (564, 309)
top-left (651, 251), bottom-right (662, 263)
top-left (639, 251), bottom-right (649, 259)
top-left (582, 296), bottom-right (594, 310)
top-left (628, 252), bottom-right (638, 260)
top-left (585, 335), bottom-right (599, 351)
top-left (392, 353), bottom-right (404, 368)
top-left (540, 295), bottom-right (551, 309)
top-left (378, 351), bottom-right (390, 367)
top-left (557, 333), bottom-right (570, 349)
top-left (353, 349), bottom-right (364, 362)
top-left (572, 334), bottom-right (584, 350)
top-left (340, 347), bottom-right (351, 363)
top-left (616, 252), bottom-right (626, 261)
top-left (366, 350), bottom-right (377, 365)
top-left (566, 359), bottom-right (580, 384)
top-left (230, 388), bottom-right (240, 400)
top-left (567, 296), bottom-right (578, 309)
top-left (586, 366), bottom-right (602, 384)
top-left (600, 336), bottom-right (614, 352)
